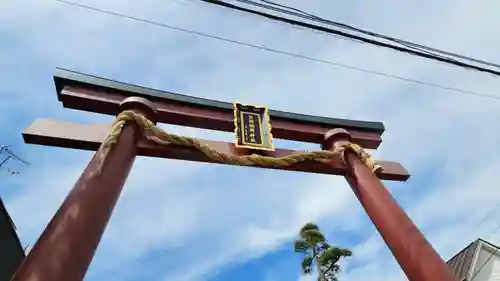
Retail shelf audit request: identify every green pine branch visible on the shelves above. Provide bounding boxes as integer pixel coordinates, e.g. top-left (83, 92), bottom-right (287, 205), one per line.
top-left (294, 222), bottom-right (352, 281)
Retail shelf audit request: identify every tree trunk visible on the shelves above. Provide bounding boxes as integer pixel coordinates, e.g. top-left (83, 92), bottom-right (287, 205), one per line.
top-left (313, 247), bottom-right (326, 281)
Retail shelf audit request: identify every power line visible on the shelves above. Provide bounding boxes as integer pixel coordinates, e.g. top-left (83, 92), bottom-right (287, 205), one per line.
top-left (440, 200), bottom-right (500, 275)
top-left (432, 202), bottom-right (500, 280)
top-left (235, 0), bottom-right (462, 59)
top-left (472, 202), bottom-right (500, 231)
top-left (465, 203), bottom-right (500, 280)
top-left (189, 0), bottom-right (496, 73)
top-left (244, 0), bottom-right (500, 69)
top-left (186, 0), bottom-right (500, 74)
top-left (0, 145), bottom-right (30, 176)
top-left (260, 0), bottom-right (319, 18)
top-left (197, 0), bottom-right (500, 76)
top-left (469, 221), bottom-right (500, 280)
top-left (179, 0), bottom-right (362, 45)
top-left (181, 0), bottom-right (356, 42)
top-left (53, 0), bottom-right (500, 100)
top-left (228, 0), bottom-right (484, 69)
top-left (251, 0), bottom-right (500, 70)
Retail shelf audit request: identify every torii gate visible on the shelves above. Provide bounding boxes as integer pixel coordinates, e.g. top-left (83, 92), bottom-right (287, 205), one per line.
top-left (11, 68), bottom-right (457, 281)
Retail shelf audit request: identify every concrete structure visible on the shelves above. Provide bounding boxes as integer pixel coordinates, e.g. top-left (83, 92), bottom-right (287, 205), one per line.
top-left (0, 198), bottom-right (25, 281)
top-left (447, 238), bottom-right (500, 281)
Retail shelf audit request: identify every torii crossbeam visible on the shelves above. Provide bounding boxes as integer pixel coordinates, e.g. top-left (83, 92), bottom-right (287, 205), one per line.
top-left (11, 68), bottom-right (458, 281)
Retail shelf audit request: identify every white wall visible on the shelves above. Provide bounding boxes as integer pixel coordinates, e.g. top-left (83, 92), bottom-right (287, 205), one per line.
top-left (471, 243), bottom-right (500, 281)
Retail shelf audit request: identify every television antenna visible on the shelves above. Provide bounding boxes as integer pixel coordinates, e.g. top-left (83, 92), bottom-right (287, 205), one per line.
top-left (0, 145), bottom-right (30, 176)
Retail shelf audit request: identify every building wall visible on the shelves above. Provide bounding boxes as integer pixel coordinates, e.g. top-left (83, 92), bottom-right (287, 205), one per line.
top-left (446, 239), bottom-right (500, 281)
top-left (469, 241), bottom-right (500, 281)
top-left (0, 198), bottom-right (25, 281)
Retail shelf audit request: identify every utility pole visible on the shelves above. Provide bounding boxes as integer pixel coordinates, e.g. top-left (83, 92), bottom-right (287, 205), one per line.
top-left (0, 145), bottom-right (30, 176)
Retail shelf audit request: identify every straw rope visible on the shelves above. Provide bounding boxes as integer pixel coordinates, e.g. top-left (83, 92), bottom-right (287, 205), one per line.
top-left (94, 110), bottom-right (382, 174)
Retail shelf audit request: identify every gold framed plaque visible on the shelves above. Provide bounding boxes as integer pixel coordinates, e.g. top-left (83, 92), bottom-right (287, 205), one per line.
top-left (233, 102), bottom-right (275, 151)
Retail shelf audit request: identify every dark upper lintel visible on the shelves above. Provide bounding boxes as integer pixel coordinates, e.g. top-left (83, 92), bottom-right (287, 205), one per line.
top-left (53, 68), bottom-right (385, 134)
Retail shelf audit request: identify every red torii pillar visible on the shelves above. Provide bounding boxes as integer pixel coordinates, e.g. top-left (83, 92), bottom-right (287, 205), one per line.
top-left (11, 98), bottom-right (157, 281)
top-left (324, 129), bottom-right (457, 281)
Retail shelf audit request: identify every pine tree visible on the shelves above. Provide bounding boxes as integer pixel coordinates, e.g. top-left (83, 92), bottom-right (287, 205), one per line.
top-left (294, 222), bottom-right (352, 281)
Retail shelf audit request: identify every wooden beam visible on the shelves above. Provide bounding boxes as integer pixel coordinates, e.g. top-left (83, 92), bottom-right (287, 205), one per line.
top-left (22, 119), bottom-right (410, 181)
top-left (54, 68), bottom-right (385, 149)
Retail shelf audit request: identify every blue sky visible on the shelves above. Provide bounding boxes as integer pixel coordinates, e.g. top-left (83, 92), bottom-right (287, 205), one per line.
top-left (3, 0), bottom-right (500, 281)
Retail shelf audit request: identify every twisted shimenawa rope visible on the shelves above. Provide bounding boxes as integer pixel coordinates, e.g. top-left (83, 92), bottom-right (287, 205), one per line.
top-left (94, 110), bottom-right (382, 173)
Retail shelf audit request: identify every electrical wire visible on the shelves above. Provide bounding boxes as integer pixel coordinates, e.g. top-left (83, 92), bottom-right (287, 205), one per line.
top-left (471, 202), bottom-right (500, 231)
top-left (224, 0), bottom-right (370, 44)
top-left (261, 0), bottom-right (319, 18)
top-left (469, 221), bottom-right (500, 280)
top-left (52, 0), bottom-right (500, 100)
top-left (197, 0), bottom-right (500, 76)
top-left (231, 0), bottom-right (468, 63)
top-left (0, 145), bottom-right (28, 176)
top-left (439, 200), bottom-right (500, 275)
top-left (460, 200), bottom-right (500, 279)
top-left (428, 199), bottom-right (500, 281)
top-left (252, 0), bottom-right (500, 70)
top-left (178, 0), bottom-right (356, 42)
top-left (190, 0), bottom-right (480, 70)
top-left (234, 0), bottom-right (500, 71)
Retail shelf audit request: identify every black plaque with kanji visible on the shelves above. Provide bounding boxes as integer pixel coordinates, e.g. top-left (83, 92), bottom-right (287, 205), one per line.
top-left (233, 102), bottom-right (274, 151)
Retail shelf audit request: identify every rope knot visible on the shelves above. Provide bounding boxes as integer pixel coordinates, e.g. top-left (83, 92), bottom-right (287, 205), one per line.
top-left (339, 143), bottom-right (382, 173)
